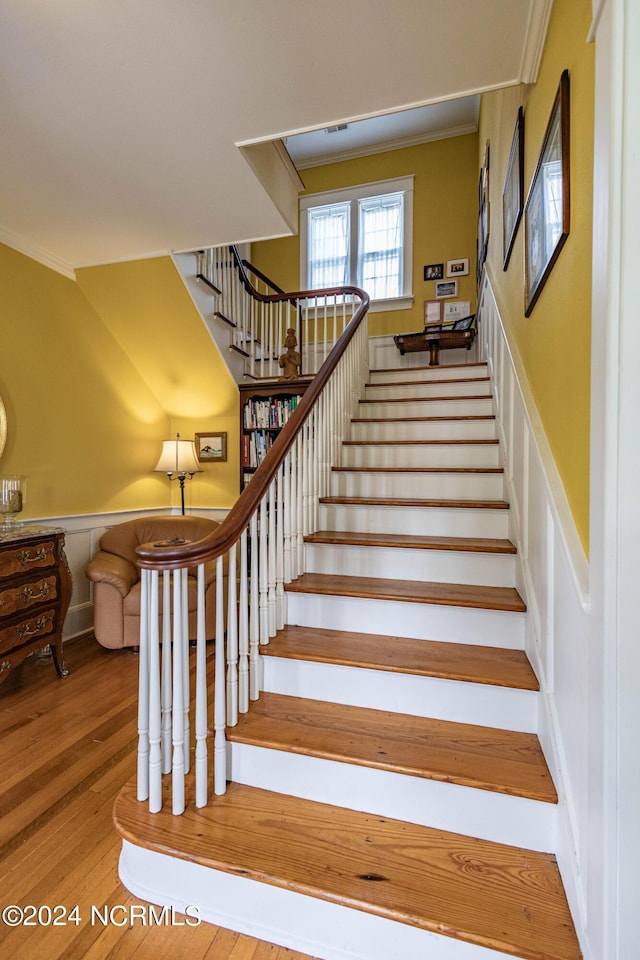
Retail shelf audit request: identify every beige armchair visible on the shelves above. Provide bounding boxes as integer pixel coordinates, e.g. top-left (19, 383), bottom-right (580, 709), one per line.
top-left (86, 515), bottom-right (224, 649)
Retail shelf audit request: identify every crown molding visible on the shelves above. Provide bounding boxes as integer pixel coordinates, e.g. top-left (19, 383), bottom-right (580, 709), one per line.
top-left (519, 0), bottom-right (554, 83)
top-left (0, 224), bottom-right (76, 280)
top-left (293, 122), bottom-right (478, 170)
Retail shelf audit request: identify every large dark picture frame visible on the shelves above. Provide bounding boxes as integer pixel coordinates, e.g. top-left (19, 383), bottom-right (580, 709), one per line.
top-left (524, 70), bottom-right (570, 316)
top-left (502, 106), bottom-right (524, 270)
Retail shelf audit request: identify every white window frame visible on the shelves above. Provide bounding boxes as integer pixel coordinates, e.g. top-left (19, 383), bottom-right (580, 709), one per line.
top-left (300, 175), bottom-right (415, 312)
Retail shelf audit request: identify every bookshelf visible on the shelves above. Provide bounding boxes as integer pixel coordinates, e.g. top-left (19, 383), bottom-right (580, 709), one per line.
top-left (239, 378), bottom-right (312, 489)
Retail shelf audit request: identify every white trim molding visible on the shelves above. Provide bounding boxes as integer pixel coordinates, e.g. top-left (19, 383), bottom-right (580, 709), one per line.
top-left (0, 224), bottom-right (76, 280)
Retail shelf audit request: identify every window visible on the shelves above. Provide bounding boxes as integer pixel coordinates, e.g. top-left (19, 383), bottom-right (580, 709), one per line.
top-left (300, 176), bottom-right (414, 311)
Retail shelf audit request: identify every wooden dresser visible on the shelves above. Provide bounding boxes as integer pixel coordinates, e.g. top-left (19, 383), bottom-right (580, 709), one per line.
top-left (0, 526), bottom-right (72, 684)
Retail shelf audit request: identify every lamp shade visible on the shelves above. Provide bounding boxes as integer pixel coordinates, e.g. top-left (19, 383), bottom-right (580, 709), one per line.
top-left (154, 435), bottom-right (202, 476)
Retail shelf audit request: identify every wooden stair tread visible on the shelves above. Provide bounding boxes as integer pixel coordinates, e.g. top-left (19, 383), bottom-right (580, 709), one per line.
top-left (227, 692), bottom-right (556, 802)
top-left (286, 573), bottom-right (526, 612)
top-left (365, 376), bottom-right (491, 387)
top-left (304, 530), bottom-right (517, 554)
top-left (332, 465), bottom-right (504, 474)
top-left (114, 780), bottom-right (580, 960)
top-left (343, 438), bottom-right (500, 445)
top-left (265, 625), bottom-right (539, 690)
top-left (359, 394), bottom-right (493, 403)
top-left (351, 414), bottom-right (496, 423)
top-left (320, 495), bottom-right (510, 509)
top-left (373, 361), bottom-right (487, 372)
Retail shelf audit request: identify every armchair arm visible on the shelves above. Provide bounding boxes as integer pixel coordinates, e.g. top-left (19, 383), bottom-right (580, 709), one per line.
top-left (86, 550), bottom-right (138, 597)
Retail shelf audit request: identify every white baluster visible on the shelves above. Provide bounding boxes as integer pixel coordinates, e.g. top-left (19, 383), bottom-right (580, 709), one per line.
top-left (214, 555), bottom-right (226, 795)
top-left (161, 570), bottom-right (172, 774)
top-left (249, 511), bottom-right (260, 697)
top-left (268, 479), bottom-right (277, 637)
top-left (296, 432), bottom-right (304, 573)
top-left (181, 567), bottom-right (190, 776)
top-left (137, 569), bottom-right (150, 803)
top-left (276, 464), bottom-right (285, 629)
top-left (171, 569), bottom-right (185, 815)
top-left (226, 543), bottom-right (238, 727)
top-left (238, 528), bottom-right (249, 712)
top-left (259, 495), bottom-right (269, 645)
top-left (195, 564), bottom-right (208, 808)
top-left (289, 442), bottom-right (298, 581)
top-left (283, 452), bottom-right (292, 584)
top-left (148, 570), bottom-right (162, 813)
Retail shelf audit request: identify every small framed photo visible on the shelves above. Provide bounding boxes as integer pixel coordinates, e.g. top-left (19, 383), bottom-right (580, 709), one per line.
top-left (195, 431), bottom-right (227, 462)
top-left (446, 258), bottom-right (469, 278)
top-left (434, 279), bottom-right (458, 299)
top-left (423, 263), bottom-right (444, 281)
top-left (424, 299), bottom-right (443, 325)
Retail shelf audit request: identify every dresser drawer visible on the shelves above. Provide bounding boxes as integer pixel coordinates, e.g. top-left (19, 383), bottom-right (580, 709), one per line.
top-left (0, 574), bottom-right (58, 619)
top-left (0, 540), bottom-right (57, 579)
top-left (0, 608), bottom-right (56, 656)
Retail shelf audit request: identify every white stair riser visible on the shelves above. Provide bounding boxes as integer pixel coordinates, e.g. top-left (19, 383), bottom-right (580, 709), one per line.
top-left (331, 470), bottom-right (504, 499)
top-left (340, 442), bottom-right (501, 469)
top-left (349, 418), bottom-right (497, 442)
top-left (364, 380), bottom-right (491, 400)
top-left (304, 542), bottom-right (517, 587)
top-left (286, 592), bottom-right (525, 648)
top-left (229, 743), bottom-right (555, 853)
top-left (319, 502), bottom-right (511, 538)
top-left (121, 841), bottom-right (507, 960)
top-left (370, 365), bottom-right (488, 384)
top-left (358, 397), bottom-right (494, 419)
top-left (262, 656), bottom-right (537, 733)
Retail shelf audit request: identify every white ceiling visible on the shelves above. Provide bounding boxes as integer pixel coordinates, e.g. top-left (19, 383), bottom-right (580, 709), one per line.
top-left (0, 0), bottom-right (551, 275)
top-left (285, 97), bottom-right (481, 169)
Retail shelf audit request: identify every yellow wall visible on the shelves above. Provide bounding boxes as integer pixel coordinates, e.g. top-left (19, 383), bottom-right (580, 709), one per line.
top-left (0, 246), bottom-right (240, 519)
top-left (76, 257), bottom-right (240, 510)
top-left (479, 0), bottom-right (594, 551)
top-left (251, 135), bottom-right (479, 338)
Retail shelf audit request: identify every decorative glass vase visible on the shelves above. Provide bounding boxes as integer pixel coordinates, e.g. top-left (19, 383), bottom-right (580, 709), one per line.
top-left (0, 475), bottom-right (27, 529)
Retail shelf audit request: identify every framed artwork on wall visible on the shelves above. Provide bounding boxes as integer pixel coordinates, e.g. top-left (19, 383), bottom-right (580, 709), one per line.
top-left (524, 70), bottom-right (570, 316)
top-left (502, 106), bottom-right (525, 270)
top-left (435, 280), bottom-right (458, 299)
top-left (446, 258), bottom-right (469, 277)
top-left (195, 431), bottom-right (228, 462)
top-left (424, 263), bottom-right (444, 281)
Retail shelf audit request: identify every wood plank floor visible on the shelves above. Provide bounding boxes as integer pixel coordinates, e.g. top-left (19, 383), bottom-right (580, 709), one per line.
top-left (264, 625), bottom-right (539, 690)
top-left (227, 692), bottom-right (557, 802)
top-left (114, 779), bottom-right (581, 960)
top-left (0, 637), bottom-right (315, 960)
top-left (286, 573), bottom-right (526, 612)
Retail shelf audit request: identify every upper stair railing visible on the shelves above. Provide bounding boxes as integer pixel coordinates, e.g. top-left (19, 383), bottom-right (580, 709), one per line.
top-left (197, 245), bottom-right (359, 379)
top-left (135, 277), bottom-right (370, 815)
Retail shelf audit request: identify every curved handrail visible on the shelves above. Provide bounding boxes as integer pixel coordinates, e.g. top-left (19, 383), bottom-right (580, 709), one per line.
top-left (137, 282), bottom-right (369, 570)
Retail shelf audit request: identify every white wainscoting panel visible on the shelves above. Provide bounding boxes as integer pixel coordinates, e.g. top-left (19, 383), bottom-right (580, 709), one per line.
top-left (477, 277), bottom-right (591, 951)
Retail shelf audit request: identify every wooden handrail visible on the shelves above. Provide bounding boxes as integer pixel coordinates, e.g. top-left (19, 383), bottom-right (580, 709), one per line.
top-left (137, 282), bottom-right (369, 570)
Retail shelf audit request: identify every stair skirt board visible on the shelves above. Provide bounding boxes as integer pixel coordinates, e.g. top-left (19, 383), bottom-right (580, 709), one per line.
top-left (285, 594), bottom-right (526, 648)
top-left (261, 655), bottom-right (538, 733)
top-left (303, 542), bottom-right (517, 587)
top-left (319, 502), bottom-right (511, 539)
top-left (119, 840), bottom-right (505, 960)
top-left (228, 742), bottom-right (556, 852)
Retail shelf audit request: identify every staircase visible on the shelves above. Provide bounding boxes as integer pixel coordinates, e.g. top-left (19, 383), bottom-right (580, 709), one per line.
top-left (115, 359), bottom-right (582, 960)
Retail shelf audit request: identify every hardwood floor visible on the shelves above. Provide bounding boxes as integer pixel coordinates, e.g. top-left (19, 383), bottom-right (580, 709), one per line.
top-left (0, 637), bottom-right (315, 960)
